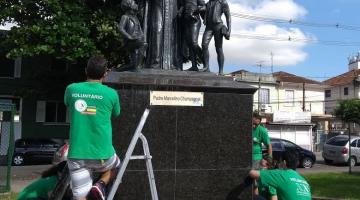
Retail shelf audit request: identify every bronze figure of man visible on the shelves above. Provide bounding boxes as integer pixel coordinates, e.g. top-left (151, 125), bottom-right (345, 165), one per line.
top-left (201, 0), bottom-right (231, 75)
top-left (118, 0), bottom-right (147, 71)
top-left (179, 0), bottom-right (206, 71)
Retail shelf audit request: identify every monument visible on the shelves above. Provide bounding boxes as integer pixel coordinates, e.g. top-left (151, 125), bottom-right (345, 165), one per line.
top-left (105, 0), bottom-right (256, 199)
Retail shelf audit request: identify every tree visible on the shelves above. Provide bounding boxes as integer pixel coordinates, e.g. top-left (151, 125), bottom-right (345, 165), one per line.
top-left (334, 99), bottom-right (360, 125)
top-left (334, 99), bottom-right (360, 173)
top-left (0, 0), bottom-right (126, 66)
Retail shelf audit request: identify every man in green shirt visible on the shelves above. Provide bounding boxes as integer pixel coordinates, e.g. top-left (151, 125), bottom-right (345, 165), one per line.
top-left (252, 115), bottom-right (272, 195)
top-left (252, 115), bottom-right (272, 168)
top-left (249, 151), bottom-right (312, 200)
top-left (64, 55), bottom-right (121, 200)
top-left (17, 161), bottom-right (67, 200)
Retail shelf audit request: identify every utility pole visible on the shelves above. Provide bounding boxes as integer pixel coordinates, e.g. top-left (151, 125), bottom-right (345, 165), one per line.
top-left (348, 122), bottom-right (352, 174)
top-left (302, 82), bottom-right (305, 111)
top-left (256, 61), bottom-right (264, 112)
top-left (270, 52), bottom-right (274, 74)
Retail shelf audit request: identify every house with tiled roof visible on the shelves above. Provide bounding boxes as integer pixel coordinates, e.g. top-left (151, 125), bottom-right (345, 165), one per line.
top-left (323, 55), bottom-right (360, 133)
top-left (323, 69), bottom-right (360, 114)
top-left (232, 70), bottom-right (326, 115)
top-left (232, 70), bottom-right (326, 150)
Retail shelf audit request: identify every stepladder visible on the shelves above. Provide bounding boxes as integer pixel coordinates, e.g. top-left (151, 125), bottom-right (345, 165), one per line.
top-left (49, 108), bottom-right (159, 200)
top-left (107, 108), bottom-right (158, 200)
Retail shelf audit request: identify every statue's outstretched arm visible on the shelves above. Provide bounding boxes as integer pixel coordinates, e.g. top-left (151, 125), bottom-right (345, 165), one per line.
top-left (118, 15), bottom-right (134, 40)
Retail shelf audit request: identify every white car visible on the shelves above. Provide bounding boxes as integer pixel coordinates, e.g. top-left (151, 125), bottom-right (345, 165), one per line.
top-left (322, 135), bottom-right (360, 167)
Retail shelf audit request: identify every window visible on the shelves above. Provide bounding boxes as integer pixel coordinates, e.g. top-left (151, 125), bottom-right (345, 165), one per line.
top-left (0, 97), bottom-right (22, 122)
top-left (259, 88), bottom-right (270, 104)
top-left (271, 140), bottom-right (283, 150)
top-left (0, 56), bottom-right (21, 78)
top-left (285, 90), bottom-right (295, 107)
top-left (325, 90), bottom-right (331, 98)
top-left (351, 140), bottom-right (357, 147)
top-left (36, 101), bottom-right (69, 123)
top-left (326, 137), bottom-right (348, 146)
top-left (344, 87), bottom-right (349, 96)
top-left (282, 140), bottom-right (297, 148)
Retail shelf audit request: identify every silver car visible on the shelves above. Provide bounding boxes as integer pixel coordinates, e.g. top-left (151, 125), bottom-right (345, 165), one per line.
top-left (322, 135), bottom-right (360, 167)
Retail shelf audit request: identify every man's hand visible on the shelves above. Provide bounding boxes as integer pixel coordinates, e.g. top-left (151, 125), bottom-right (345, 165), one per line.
top-left (249, 170), bottom-right (260, 180)
top-left (225, 30), bottom-right (230, 40)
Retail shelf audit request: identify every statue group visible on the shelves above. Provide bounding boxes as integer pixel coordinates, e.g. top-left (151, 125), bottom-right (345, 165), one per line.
top-left (118, 0), bottom-right (231, 75)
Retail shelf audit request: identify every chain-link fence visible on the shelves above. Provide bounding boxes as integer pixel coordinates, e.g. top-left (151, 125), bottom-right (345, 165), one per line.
top-left (0, 103), bottom-right (15, 194)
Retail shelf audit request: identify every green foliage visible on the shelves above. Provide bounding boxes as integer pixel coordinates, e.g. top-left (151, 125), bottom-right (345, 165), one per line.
top-left (0, 0), bottom-right (126, 66)
top-left (334, 99), bottom-right (360, 125)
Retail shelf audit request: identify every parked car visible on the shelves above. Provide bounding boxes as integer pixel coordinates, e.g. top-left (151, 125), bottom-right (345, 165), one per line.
top-left (322, 135), bottom-right (360, 167)
top-left (13, 139), bottom-right (62, 166)
top-left (53, 142), bottom-right (69, 165)
top-left (263, 138), bottom-right (316, 168)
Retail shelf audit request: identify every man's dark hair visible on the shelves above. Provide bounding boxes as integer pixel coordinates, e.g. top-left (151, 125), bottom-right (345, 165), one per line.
top-left (283, 149), bottom-right (299, 170)
top-left (86, 55), bottom-right (108, 79)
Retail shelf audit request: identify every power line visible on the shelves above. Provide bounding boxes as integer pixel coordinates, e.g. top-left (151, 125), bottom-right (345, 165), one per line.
top-left (231, 12), bottom-right (360, 32)
top-left (230, 33), bottom-right (360, 47)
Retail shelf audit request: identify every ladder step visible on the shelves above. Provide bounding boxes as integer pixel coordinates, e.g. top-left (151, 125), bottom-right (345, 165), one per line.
top-left (130, 155), bottom-right (152, 160)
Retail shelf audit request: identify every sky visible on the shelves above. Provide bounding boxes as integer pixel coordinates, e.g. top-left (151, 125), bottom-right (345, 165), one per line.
top-left (2, 0), bottom-right (360, 81)
top-left (205, 0), bottom-right (360, 80)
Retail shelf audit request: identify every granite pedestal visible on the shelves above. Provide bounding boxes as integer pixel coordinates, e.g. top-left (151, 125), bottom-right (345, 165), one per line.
top-left (105, 70), bottom-right (256, 200)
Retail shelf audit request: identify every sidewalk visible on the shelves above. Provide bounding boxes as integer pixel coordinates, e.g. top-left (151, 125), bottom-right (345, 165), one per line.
top-left (10, 164), bottom-right (50, 193)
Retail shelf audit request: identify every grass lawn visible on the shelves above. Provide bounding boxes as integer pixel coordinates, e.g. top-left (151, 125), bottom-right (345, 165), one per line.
top-left (303, 172), bottom-right (360, 200)
top-left (10, 192), bottom-right (17, 200)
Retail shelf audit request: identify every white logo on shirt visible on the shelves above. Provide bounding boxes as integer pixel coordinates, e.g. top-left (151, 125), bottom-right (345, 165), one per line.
top-left (75, 99), bottom-right (87, 112)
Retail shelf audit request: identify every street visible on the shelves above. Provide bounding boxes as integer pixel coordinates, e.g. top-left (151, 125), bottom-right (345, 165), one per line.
top-left (298, 152), bottom-right (360, 174)
top-left (7, 152), bottom-right (360, 193)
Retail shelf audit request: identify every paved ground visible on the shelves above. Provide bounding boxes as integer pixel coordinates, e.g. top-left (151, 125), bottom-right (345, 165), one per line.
top-left (298, 152), bottom-right (360, 174)
top-left (5, 164), bottom-right (50, 193)
top-left (7, 152), bottom-right (360, 193)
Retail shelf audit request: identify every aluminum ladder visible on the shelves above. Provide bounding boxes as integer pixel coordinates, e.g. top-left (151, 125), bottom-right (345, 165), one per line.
top-left (107, 108), bottom-right (158, 200)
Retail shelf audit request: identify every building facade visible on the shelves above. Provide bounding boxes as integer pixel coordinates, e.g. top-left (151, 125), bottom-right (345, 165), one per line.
top-left (0, 53), bottom-right (85, 155)
top-left (323, 54), bottom-right (360, 134)
top-left (232, 70), bottom-right (326, 150)
top-left (232, 70), bottom-right (326, 116)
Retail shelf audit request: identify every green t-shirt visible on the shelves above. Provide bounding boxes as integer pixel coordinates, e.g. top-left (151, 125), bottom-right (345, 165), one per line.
top-left (259, 169), bottom-right (311, 200)
top-left (252, 125), bottom-right (270, 160)
top-left (64, 82), bottom-right (121, 159)
top-left (17, 176), bottom-right (58, 200)
top-left (258, 181), bottom-right (277, 198)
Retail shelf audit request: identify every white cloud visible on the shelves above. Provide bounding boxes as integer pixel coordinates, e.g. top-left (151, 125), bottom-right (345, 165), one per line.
top-left (200, 0), bottom-right (311, 73)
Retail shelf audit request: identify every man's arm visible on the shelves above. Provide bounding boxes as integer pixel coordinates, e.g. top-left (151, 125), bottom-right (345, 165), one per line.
top-left (223, 1), bottom-right (231, 38)
top-left (271, 196), bottom-right (278, 200)
top-left (262, 127), bottom-right (272, 157)
top-left (249, 170), bottom-right (260, 180)
top-left (267, 143), bottom-right (273, 157)
top-left (118, 15), bottom-right (134, 40)
top-left (112, 92), bottom-right (121, 117)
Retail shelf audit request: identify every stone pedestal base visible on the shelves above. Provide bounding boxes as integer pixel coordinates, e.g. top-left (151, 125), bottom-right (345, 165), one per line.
top-left (105, 70), bottom-right (256, 200)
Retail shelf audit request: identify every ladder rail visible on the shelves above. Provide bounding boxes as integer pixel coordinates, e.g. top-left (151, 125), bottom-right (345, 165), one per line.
top-left (107, 108), bottom-right (153, 200)
top-left (140, 134), bottom-right (159, 200)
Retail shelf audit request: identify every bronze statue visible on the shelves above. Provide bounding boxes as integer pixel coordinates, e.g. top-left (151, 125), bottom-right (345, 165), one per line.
top-left (117, 0), bottom-right (233, 74)
top-left (201, 0), bottom-right (231, 75)
top-left (118, 0), bottom-right (147, 71)
top-left (178, 0), bottom-right (206, 71)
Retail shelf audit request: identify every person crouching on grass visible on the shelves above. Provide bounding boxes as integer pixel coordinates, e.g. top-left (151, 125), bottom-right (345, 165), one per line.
top-left (249, 150), bottom-right (312, 200)
top-left (64, 55), bottom-right (121, 200)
